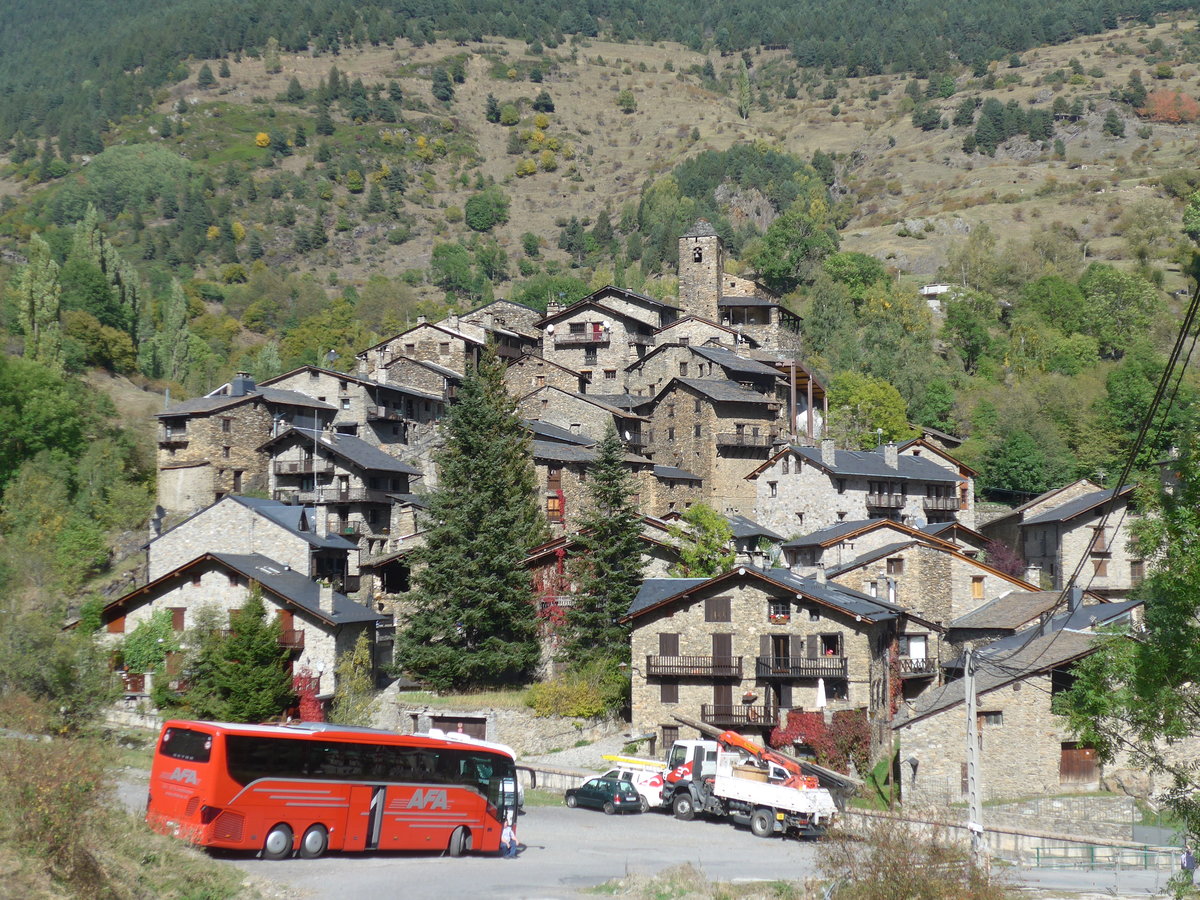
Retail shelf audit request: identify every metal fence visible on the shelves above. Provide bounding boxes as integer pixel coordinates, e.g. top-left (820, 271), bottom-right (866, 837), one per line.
top-left (1031, 845), bottom-right (1179, 870)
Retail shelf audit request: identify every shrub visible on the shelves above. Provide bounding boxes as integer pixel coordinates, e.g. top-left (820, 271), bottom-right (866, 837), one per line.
top-left (524, 658), bottom-right (628, 717)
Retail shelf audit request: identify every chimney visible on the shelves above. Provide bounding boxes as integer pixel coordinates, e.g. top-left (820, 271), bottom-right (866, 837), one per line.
top-left (820, 438), bottom-right (836, 468)
top-left (883, 442), bottom-right (898, 469)
top-left (417, 315), bottom-right (427, 325)
top-left (448, 313), bottom-right (460, 330)
top-left (1067, 584), bottom-right (1083, 616)
top-left (319, 582), bottom-right (335, 615)
top-left (814, 565), bottom-right (826, 585)
top-left (1024, 564), bottom-right (1042, 587)
top-left (230, 372), bottom-right (256, 397)
top-left (484, 312), bottom-right (496, 333)
top-left (547, 300), bottom-right (564, 318)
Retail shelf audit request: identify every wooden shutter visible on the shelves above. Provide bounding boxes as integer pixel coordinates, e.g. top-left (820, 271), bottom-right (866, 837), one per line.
top-left (170, 607), bottom-right (185, 631)
top-left (705, 595), bottom-right (731, 622)
top-left (107, 613), bottom-right (125, 634)
top-left (659, 633), bottom-right (679, 656)
top-left (713, 683), bottom-right (733, 707)
top-left (660, 682), bottom-right (679, 704)
top-left (779, 682), bottom-right (793, 709)
top-left (806, 634), bottom-right (819, 658)
top-left (712, 633), bottom-right (732, 663)
top-left (760, 634), bottom-right (771, 666)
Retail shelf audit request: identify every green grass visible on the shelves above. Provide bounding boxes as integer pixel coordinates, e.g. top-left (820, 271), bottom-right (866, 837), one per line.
top-left (397, 688), bottom-right (531, 709)
top-left (522, 788), bottom-right (564, 807)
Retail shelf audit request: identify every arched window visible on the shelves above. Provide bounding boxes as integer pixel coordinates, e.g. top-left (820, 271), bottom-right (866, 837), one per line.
top-left (692, 247), bottom-right (703, 263)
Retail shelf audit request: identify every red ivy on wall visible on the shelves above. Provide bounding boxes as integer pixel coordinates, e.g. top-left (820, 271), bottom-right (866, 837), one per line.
top-left (293, 668), bottom-right (324, 722)
top-left (769, 708), bottom-right (870, 775)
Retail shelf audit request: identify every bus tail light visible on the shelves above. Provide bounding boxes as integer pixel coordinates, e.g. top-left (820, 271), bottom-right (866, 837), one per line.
top-left (200, 805), bottom-right (222, 825)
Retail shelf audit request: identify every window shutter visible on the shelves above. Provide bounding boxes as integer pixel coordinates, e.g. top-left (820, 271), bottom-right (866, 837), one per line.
top-left (780, 683), bottom-right (793, 709)
top-left (661, 682), bottom-right (679, 704)
top-left (806, 634), bottom-right (819, 658)
top-left (659, 632), bottom-right (679, 656)
top-left (713, 683), bottom-right (733, 707)
top-left (759, 634), bottom-right (771, 659)
top-left (712, 633), bottom-right (732, 662)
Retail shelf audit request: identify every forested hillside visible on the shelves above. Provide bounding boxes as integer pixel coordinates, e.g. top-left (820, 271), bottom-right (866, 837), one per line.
top-left (1, 10), bottom-right (1199, 613)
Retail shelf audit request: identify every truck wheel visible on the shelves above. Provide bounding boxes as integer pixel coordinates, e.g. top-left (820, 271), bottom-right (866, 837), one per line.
top-left (750, 809), bottom-right (774, 838)
top-left (672, 793), bottom-right (695, 821)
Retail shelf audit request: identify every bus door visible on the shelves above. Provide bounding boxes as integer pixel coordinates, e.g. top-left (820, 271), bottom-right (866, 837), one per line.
top-left (342, 785), bottom-right (385, 851)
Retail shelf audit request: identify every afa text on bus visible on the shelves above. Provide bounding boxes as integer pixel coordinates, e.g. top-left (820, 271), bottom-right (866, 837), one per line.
top-left (146, 720), bottom-right (519, 859)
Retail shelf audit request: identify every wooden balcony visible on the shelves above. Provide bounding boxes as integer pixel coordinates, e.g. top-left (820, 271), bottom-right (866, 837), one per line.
top-left (867, 493), bottom-right (905, 509)
top-left (701, 703), bottom-right (777, 728)
top-left (754, 656), bottom-right (849, 679)
top-left (158, 428), bottom-right (189, 447)
top-left (923, 496), bottom-right (958, 511)
top-left (314, 487), bottom-right (392, 504)
top-left (555, 332), bottom-right (609, 346)
top-left (628, 332), bottom-right (656, 347)
top-left (327, 520), bottom-right (364, 537)
top-left (273, 459), bottom-right (333, 476)
top-left (645, 655), bottom-right (743, 678)
top-left (366, 405), bottom-right (401, 422)
top-left (279, 629), bottom-right (306, 651)
top-left (899, 657), bottom-right (936, 677)
top-left (625, 434), bottom-right (648, 450)
top-left (715, 433), bottom-right (774, 449)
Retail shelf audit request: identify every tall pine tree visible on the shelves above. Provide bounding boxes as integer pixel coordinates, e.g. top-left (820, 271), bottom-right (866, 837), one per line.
top-left (565, 422), bottom-right (644, 666)
top-left (394, 342), bottom-right (547, 690)
top-left (15, 233), bottom-right (64, 371)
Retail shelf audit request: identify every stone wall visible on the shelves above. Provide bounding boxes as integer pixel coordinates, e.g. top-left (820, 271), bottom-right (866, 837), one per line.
top-left (504, 355), bottom-right (586, 397)
top-left (677, 233), bottom-right (722, 321)
top-left (518, 387), bottom-right (614, 442)
top-left (629, 577), bottom-right (887, 748)
top-left (157, 462), bottom-right (214, 517)
top-left (1024, 502), bottom-right (1140, 599)
top-left (149, 498), bottom-right (314, 580)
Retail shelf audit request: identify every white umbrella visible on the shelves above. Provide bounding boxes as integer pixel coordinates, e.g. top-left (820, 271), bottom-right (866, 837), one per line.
top-left (815, 677), bottom-right (827, 709)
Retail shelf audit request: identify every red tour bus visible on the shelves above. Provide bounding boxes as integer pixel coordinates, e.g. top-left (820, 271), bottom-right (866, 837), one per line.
top-left (147, 720), bottom-right (518, 859)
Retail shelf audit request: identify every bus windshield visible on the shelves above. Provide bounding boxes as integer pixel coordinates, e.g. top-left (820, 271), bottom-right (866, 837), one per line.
top-left (159, 726), bottom-right (213, 763)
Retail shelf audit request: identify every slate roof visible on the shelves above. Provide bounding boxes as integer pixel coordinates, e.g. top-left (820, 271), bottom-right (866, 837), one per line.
top-left (261, 366), bottom-right (442, 402)
top-left (158, 387), bottom-right (335, 418)
top-left (624, 566), bottom-right (914, 624)
top-left (227, 496), bottom-right (358, 550)
top-left (897, 629), bottom-right (1098, 727)
top-left (105, 552), bottom-right (385, 628)
top-left (683, 219), bottom-right (718, 237)
top-left (969, 599), bottom-right (1141, 661)
top-left (531, 441), bottom-right (596, 463)
top-left (587, 393), bottom-right (654, 411)
top-left (267, 427), bottom-right (422, 475)
top-left (675, 378), bottom-right (776, 405)
top-left (385, 492), bottom-right (428, 508)
top-left (792, 445), bottom-right (960, 483)
top-left (653, 465), bottom-right (702, 481)
top-left (727, 514), bottom-right (785, 542)
top-left (781, 520), bottom-right (880, 549)
top-left (523, 419), bottom-right (595, 445)
top-left (1021, 486), bottom-right (1133, 526)
top-left (825, 541), bottom-right (922, 577)
top-left (690, 344), bottom-right (782, 378)
top-left (391, 357), bottom-right (463, 381)
top-left (950, 591), bottom-right (1078, 631)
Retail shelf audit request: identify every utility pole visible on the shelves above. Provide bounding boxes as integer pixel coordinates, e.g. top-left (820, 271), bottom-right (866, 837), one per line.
top-left (964, 648), bottom-right (986, 870)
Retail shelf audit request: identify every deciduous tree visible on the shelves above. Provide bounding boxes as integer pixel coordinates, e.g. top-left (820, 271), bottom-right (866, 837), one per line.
top-left (669, 503), bottom-right (735, 578)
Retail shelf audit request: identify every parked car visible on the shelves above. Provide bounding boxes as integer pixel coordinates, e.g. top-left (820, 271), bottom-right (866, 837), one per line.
top-left (599, 766), bottom-right (662, 812)
top-left (564, 777), bottom-right (643, 815)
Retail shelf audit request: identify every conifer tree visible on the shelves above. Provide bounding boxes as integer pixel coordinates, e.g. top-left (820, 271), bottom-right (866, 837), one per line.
top-left (216, 588), bottom-right (294, 722)
top-left (15, 233), bottom-right (63, 371)
top-left (737, 59), bottom-right (752, 119)
top-left (196, 63), bottom-right (216, 89)
top-left (263, 36), bottom-right (282, 75)
top-left (315, 106), bottom-right (335, 136)
top-left (330, 630), bottom-right (375, 726)
top-left (394, 343), bottom-right (547, 690)
top-left (565, 422), bottom-right (644, 665)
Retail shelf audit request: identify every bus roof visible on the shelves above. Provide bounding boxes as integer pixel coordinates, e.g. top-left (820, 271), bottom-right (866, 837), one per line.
top-left (160, 720), bottom-right (512, 756)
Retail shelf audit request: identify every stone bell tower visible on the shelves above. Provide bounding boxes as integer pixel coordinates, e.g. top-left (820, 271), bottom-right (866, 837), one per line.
top-left (677, 220), bottom-right (724, 322)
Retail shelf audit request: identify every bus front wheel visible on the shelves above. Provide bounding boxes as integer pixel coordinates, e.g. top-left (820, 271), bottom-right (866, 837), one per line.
top-left (300, 824), bottom-right (328, 859)
top-left (448, 825), bottom-right (471, 857)
top-left (263, 823), bottom-right (294, 860)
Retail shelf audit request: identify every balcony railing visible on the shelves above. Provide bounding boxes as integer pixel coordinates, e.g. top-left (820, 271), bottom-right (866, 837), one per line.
top-left (273, 460), bottom-right (333, 476)
top-left (716, 433), bottom-right (774, 449)
top-left (314, 487), bottom-right (393, 504)
top-left (645, 655), bottom-right (743, 678)
top-left (158, 428), bottom-right (189, 446)
top-left (754, 656), bottom-right (849, 679)
top-left (327, 520), bottom-right (364, 537)
top-left (899, 657), bottom-right (935, 677)
top-left (625, 434), bottom-right (647, 450)
top-left (923, 496), bottom-right (958, 511)
top-left (279, 629), bottom-right (306, 650)
top-left (628, 332), bottom-right (656, 346)
top-left (555, 332), bottom-right (609, 346)
top-left (701, 703), bottom-right (777, 728)
top-left (366, 405), bottom-right (401, 422)
top-left (867, 493), bottom-right (905, 508)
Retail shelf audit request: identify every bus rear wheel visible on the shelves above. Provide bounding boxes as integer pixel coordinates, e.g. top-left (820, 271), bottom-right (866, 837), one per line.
top-left (448, 825), bottom-right (471, 857)
top-left (263, 823), bottom-right (294, 860)
top-left (300, 824), bottom-right (328, 859)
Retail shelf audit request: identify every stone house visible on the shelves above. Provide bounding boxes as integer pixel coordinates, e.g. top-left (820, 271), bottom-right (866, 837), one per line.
top-left (624, 342), bottom-right (785, 401)
top-left (676, 220), bottom-right (801, 350)
top-left (1015, 485), bottom-right (1141, 600)
top-left (782, 519), bottom-right (959, 574)
top-left (978, 478), bottom-right (1105, 551)
top-left (261, 426), bottom-right (422, 590)
top-left (517, 385), bottom-right (649, 450)
top-left (894, 597), bottom-right (1142, 807)
top-left (623, 566), bottom-right (941, 756)
top-left (538, 286), bottom-right (680, 377)
top-left (747, 440), bottom-right (970, 539)
top-left (898, 438), bottom-right (977, 529)
top-left (98, 551), bottom-right (386, 700)
top-left (156, 373), bottom-right (335, 516)
top-left (357, 494), bottom-right (427, 605)
top-left (148, 495), bottom-right (357, 585)
top-left (641, 377), bottom-right (784, 515)
top-left (646, 464), bottom-right (705, 515)
top-left (355, 316), bottom-right (487, 381)
top-left (458, 298), bottom-right (544, 342)
top-left (504, 353), bottom-right (590, 397)
top-left (261, 366), bottom-right (445, 454)
top-left (727, 514), bottom-right (786, 569)
top-left (379, 355), bottom-right (462, 402)
top-left (654, 315), bottom-right (760, 351)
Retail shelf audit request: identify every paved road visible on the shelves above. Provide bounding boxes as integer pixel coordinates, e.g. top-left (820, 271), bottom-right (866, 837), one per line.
top-left (218, 805), bottom-right (821, 899)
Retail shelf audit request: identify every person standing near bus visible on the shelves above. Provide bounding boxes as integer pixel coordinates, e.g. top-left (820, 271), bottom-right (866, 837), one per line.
top-left (500, 816), bottom-right (519, 859)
